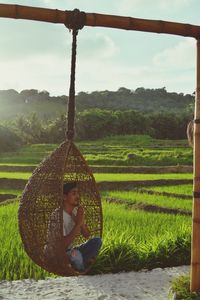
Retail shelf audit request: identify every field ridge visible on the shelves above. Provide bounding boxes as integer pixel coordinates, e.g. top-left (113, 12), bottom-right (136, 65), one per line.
top-left (0, 165), bottom-right (193, 174)
top-left (105, 197), bottom-right (192, 216)
top-left (0, 178), bottom-right (193, 190)
top-left (137, 188), bottom-right (192, 200)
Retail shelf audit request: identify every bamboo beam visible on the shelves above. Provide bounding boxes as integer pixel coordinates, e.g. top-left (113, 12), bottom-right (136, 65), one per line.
top-left (191, 39), bottom-right (200, 292)
top-left (0, 3), bottom-right (200, 38)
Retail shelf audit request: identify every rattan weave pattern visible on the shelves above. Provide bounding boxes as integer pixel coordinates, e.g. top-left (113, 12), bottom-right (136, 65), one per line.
top-left (18, 140), bottom-right (102, 276)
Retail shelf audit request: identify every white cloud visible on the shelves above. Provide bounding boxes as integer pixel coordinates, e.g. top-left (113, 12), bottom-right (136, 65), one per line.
top-left (158, 0), bottom-right (192, 9)
top-left (0, 45), bottom-right (195, 95)
top-left (0, 18), bottom-right (67, 61)
top-left (153, 38), bottom-right (195, 69)
top-left (0, 53), bottom-right (68, 94)
top-left (115, 0), bottom-right (193, 15)
top-left (75, 56), bottom-right (195, 95)
top-left (77, 33), bottom-right (119, 60)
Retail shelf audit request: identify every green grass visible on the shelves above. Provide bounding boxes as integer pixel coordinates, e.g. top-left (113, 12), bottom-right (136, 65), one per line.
top-left (102, 201), bottom-right (191, 243)
top-left (145, 184), bottom-right (193, 196)
top-left (0, 202), bottom-right (55, 280)
top-left (0, 172), bottom-right (193, 181)
top-left (170, 275), bottom-right (200, 300)
top-left (0, 200), bottom-right (192, 280)
top-left (0, 172), bottom-right (31, 180)
top-left (0, 163), bottom-right (36, 166)
top-left (94, 173), bottom-right (192, 181)
top-left (103, 190), bottom-right (192, 211)
top-left (95, 201), bottom-right (191, 274)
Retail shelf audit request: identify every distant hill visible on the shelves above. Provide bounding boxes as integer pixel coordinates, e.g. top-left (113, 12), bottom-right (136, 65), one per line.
top-left (0, 87), bottom-right (194, 120)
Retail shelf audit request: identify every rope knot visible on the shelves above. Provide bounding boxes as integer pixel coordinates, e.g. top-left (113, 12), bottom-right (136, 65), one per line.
top-left (65, 8), bottom-right (86, 31)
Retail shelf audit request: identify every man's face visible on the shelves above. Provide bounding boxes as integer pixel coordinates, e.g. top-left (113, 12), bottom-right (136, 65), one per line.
top-left (64, 187), bottom-right (80, 207)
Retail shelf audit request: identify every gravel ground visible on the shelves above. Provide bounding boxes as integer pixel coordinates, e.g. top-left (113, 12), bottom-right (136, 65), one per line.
top-left (0, 265), bottom-right (189, 300)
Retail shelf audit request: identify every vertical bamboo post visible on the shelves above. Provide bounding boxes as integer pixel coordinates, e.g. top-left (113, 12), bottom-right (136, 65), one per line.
top-left (191, 38), bottom-right (200, 292)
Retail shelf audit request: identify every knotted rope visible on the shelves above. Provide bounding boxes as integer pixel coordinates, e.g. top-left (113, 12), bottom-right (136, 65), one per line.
top-left (65, 9), bottom-right (86, 141)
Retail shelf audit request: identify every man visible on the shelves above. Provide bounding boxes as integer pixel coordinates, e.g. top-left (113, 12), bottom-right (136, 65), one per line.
top-left (62, 182), bottom-right (102, 272)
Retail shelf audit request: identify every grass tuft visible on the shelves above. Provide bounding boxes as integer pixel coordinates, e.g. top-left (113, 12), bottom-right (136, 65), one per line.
top-left (170, 275), bottom-right (200, 300)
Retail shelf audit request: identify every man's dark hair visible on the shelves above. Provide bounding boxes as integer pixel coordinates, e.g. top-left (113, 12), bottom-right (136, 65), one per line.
top-left (63, 182), bottom-right (77, 195)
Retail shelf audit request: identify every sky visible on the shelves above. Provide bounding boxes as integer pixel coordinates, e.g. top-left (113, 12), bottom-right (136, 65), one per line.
top-left (0, 0), bottom-right (200, 96)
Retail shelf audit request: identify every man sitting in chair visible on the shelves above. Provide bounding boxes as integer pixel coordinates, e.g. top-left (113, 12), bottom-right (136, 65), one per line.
top-left (62, 182), bottom-right (102, 272)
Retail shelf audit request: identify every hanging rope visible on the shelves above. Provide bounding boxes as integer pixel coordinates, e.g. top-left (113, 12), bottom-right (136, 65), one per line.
top-left (65, 9), bottom-right (86, 140)
top-left (66, 28), bottom-right (77, 140)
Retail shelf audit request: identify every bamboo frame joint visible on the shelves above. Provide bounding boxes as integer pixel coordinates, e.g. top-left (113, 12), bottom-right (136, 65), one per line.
top-left (158, 20), bottom-right (165, 33)
top-left (193, 192), bottom-right (200, 198)
top-left (128, 17), bottom-right (132, 30)
top-left (194, 177), bottom-right (200, 182)
top-left (54, 9), bottom-right (59, 23)
top-left (92, 13), bottom-right (97, 27)
top-left (191, 262), bottom-right (200, 265)
top-left (15, 4), bottom-right (19, 19)
top-left (192, 218), bottom-right (200, 224)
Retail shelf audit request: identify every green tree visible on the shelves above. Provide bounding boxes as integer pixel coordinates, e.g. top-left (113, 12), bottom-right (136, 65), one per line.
top-left (0, 125), bottom-right (22, 152)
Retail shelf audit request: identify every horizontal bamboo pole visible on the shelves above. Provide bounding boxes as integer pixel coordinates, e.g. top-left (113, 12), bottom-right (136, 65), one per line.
top-left (0, 3), bottom-right (200, 38)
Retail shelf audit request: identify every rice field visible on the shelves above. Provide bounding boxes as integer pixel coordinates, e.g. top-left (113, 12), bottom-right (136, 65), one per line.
top-left (0, 137), bottom-right (194, 280)
top-left (0, 135), bottom-right (193, 166)
top-left (0, 200), bottom-right (192, 280)
top-left (144, 184), bottom-right (192, 196)
top-left (103, 190), bottom-right (192, 212)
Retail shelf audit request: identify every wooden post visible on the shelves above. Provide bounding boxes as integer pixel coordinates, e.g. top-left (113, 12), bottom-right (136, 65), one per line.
top-left (191, 38), bottom-right (200, 292)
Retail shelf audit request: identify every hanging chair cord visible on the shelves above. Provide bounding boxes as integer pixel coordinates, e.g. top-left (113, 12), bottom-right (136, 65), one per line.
top-left (65, 9), bottom-right (86, 141)
top-left (66, 29), bottom-right (77, 140)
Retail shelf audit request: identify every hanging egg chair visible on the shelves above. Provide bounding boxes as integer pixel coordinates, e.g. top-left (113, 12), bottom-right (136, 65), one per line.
top-left (18, 11), bottom-right (103, 277)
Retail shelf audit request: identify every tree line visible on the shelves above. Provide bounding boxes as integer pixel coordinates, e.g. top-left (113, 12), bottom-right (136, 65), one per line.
top-left (0, 109), bottom-right (192, 152)
top-left (0, 87), bottom-right (194, 115)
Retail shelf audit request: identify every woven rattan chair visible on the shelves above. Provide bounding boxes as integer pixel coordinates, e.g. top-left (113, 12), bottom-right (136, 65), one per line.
top-left (18, 15), bottom-right (102, 276)
top-left (19, 140), bottom-right (102, 276)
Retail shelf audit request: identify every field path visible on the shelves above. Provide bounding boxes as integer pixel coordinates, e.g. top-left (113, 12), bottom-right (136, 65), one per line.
top-left (0, 265), bottom-right (189, 300)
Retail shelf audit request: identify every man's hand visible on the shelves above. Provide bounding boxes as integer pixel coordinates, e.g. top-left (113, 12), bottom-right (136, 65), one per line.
top-left (74, 206), bottom-right (85, 226)
top-left (72, 206), bottom-right (91, 239)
